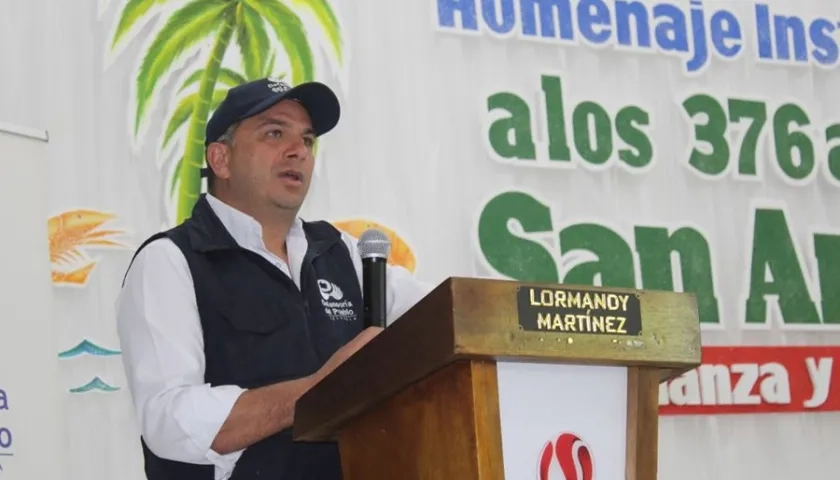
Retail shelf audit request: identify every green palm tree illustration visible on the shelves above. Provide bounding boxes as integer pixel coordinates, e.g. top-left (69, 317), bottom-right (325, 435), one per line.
top-left (109, 0), bottom-right (343, 224)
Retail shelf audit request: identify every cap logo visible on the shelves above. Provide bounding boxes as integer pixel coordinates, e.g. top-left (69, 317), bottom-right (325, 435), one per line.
top-left (267, 77), bottom-right (291, 93)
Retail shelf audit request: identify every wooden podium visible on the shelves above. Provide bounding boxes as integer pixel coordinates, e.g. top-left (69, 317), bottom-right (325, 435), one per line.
top-left (293, 277), bottom-right (701, 479)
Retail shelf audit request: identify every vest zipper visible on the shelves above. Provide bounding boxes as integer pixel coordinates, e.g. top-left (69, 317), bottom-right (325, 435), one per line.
top-left (299, 242), bottom-right (327, 367)
top-left (242, 247), bottom-right (323, 370)
top-left (246, 234), bottom-right (341, 370)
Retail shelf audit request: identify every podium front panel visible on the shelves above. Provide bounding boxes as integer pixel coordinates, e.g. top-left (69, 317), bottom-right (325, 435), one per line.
top-left (495, 361), bottom-right (628, 479)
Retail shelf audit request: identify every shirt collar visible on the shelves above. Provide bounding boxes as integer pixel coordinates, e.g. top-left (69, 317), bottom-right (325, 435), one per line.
top-left (204, 193), bottom-right (304, 252)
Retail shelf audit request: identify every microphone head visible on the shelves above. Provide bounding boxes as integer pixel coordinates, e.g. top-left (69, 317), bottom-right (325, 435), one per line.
top-left (358, 228), bottom-right (391, 259)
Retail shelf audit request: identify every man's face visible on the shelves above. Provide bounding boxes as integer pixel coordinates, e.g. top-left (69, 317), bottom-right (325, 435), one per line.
top-left (212, 99), bottom-right (317, 213)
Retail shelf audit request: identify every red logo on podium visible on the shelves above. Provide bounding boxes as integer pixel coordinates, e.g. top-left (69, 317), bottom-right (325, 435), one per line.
top-left (538, 432), bottom-right (594, 480)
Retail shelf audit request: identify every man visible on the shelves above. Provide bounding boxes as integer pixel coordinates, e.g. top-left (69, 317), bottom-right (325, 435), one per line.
top-left (115, 77), bottom-right (431, 480)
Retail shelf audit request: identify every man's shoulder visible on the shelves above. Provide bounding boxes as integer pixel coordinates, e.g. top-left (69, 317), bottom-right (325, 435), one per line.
top-left (132, 229), bottom-right (183, 262)
top-left (121, 230), bottom-right (190, 286)
top-left (130, 218), bottom-right (198, 261)
top-left (135, 234), bottom-right (182, 258)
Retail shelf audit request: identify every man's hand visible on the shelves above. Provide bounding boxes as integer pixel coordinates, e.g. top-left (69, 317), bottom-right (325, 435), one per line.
top-left (209, 327), bottom-right (383, 455)
top-left (312, 327), bottom-right (384, 384)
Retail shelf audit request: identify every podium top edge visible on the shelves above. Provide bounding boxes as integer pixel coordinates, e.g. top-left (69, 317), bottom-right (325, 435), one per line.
top-left (292, 276), bottom-right (702, 441)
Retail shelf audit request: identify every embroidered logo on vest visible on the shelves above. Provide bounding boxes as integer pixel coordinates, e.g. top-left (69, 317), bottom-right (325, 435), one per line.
top-left (317, 279), bottom-right (357, 322)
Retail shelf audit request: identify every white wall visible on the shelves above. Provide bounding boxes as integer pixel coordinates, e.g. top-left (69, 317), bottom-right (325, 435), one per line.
top-left (1, 0), bottom-right (838, 478)
top-left (0, 128), bottom-right (64, 478)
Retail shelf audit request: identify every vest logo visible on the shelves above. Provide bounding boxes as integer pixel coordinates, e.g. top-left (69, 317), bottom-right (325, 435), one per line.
top-left (316, 279), bottom-right (356, 322)
top-left (537, 432), bottom-right (594, 480)
top-left (318, 279), bottom-right (344, 301)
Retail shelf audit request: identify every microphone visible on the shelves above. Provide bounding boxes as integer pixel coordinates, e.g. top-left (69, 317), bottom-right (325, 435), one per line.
top-left (358, 228), bottom-right (391, 329)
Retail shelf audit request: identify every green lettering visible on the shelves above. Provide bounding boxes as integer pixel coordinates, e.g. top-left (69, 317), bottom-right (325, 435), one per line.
top-left (745, 209), bottom-right (820, 325)
top-left (477, 191), bottom-right (558, 282)
top-left (683, 93), bottom-right (729, 176)
top-left (773, 104), bottom-right (815, 181)
top-left (559, 224), bottom-right (635, 288)
top-left (825, 124), bottom-right (840, 182)
top-left (541, 74), bottom-right (572, 162)
top-left (615, 106), bottom-right (653, 168)
top-left (572, 101), bottom-right (612, 165)
top-left (487, 92), bottom-right (536, 160)
top-left (727, 98), bottom-right (767, 177)
top-left (635, 226), bottom-right (720, 324)
top-left (815, 234), bottom-right (840, 324)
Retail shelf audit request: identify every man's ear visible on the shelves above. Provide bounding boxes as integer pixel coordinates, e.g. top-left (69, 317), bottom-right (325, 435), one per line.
top-left (206, 143), bottom-right (232, 181)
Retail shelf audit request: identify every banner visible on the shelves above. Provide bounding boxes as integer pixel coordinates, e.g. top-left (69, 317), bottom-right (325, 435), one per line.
top-left (0, 129), bottom-right (65, 478)
top-left (2, 0), bottom-right (839, 479)
top-left (660, 346), bottom-right (840, 415)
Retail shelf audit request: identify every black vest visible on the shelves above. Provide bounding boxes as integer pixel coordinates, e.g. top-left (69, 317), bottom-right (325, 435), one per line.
top-left (126, 196), bottom-right (364, 480)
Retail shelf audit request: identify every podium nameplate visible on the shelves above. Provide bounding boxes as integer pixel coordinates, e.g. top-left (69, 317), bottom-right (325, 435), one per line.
top-left (516, 284), bottom-right (643, 337)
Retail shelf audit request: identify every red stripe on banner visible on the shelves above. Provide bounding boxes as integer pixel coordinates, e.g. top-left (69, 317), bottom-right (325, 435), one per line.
top-left (659, 346), bottom-right (840, 415)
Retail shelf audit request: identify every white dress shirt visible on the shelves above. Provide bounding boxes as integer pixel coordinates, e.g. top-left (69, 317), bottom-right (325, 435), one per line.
top-left (115, 194), bottom-right (432, 480)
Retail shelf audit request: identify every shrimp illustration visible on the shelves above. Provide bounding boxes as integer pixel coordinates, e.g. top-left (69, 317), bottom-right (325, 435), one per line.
top-left (48, 209), bottom-right (129, 286)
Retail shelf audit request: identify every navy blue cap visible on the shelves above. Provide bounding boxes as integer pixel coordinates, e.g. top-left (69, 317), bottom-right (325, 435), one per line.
top-left (204, 77), bottom-right (340, 147)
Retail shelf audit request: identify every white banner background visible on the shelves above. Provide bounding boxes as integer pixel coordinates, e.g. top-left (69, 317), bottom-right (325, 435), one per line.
top-left (0, 129), bottom-right (64, 478)
top-left (1, 0), bottom-right (839, 478)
